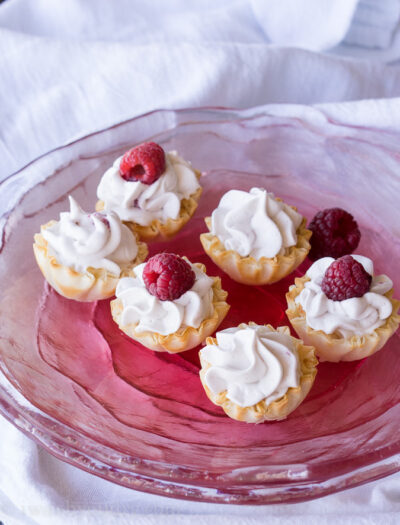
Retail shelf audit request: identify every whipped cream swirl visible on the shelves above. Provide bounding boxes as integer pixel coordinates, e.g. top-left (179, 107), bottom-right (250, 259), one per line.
top-left (295, 255), bottom-right (393, 338)
top-left (115, 262), bottom-right (214, 336)
top-left (200, 324), bottom-right (300, 407)
top-left (210, 187), bottom-right (302, 259)
top-left (97, 151), bottom-right (201, 226)
top-left (42, 196), bottom-right (138, 275)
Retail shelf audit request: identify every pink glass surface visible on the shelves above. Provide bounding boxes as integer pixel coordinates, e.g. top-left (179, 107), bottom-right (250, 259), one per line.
top-left (0, 107), bottom-right (399, 504)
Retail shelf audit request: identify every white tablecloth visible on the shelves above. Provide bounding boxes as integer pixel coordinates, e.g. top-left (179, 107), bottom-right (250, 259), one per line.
top-left (1, 1), bottom-right (400, 524)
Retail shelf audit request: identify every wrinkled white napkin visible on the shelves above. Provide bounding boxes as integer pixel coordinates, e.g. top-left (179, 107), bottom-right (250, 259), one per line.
top-left (250, 0), bottom-right (359, 51)
top-left (3, 30), bottom-right (400, 177)
top-left (250, 0), bottom-right (400, 54)
top-left (344, 0), bottom-right (400, 49)
top-left (1, 1), bottom-right (400, 524)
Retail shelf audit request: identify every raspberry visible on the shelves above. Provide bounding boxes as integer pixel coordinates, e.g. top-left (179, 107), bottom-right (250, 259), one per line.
top-left (142, 253), bottom-right (195, 301)
top-left (119, 142), bottom-right (166, 185)
top-left (321, 255), bottom-right (372, 301)
top-left (308, 208), bottom-right (360, 260)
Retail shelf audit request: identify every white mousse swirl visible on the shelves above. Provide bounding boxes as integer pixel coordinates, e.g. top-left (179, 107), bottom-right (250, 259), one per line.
top-left (96, 151), bottom-right (201, 226)
top-left (210, 187), bottom-right (303, 259)
top-left (295, 255), bottom-right (393, 338)
top-left (115, 262), bottom-right (214, 336)
top-left (200, 324), bottom-right (300, 407)
top-left (42, 196), bottom-right (138, 275)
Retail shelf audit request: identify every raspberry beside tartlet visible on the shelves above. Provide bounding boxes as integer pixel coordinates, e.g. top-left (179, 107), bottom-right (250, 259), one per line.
top-left (308, 207), bottom-right (360, 260)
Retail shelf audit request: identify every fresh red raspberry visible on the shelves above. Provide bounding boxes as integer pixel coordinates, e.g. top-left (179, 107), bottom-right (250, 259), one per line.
top-left (321, 255), bottom-right (372, 301)
top-left (142, 253), bottom-right (196, 301)
top-left (308, 208), bottom-right (360, 260)
top-left (119, 142), bottom-right (166, 185)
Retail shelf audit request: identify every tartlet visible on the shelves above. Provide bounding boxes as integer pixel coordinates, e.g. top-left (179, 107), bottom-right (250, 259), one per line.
top-left (96, 183), bottom-right (202, 242)
top-left (33, 197), bottom-right (148, 302)
top-left (199, 323), bottom-right (318, 423)
top-left (200, 187), bottom-right (311, 285)
top-left (96, 142), bottom-right (202, 241)
top-left (111, 254), bottom-right (230, 353)
top-left (286, 255), bottom-right (400, 362)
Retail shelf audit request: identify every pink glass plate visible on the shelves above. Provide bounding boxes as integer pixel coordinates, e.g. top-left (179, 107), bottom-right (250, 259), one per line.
top-left (0, 107), bottom-right (399, 505)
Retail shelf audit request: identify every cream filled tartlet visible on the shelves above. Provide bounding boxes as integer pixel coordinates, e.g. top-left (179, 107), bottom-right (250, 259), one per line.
top-left (33, 196), bottom-right (148, 301)
top-left (96, 142), bottom-right (202, 241)
top-left (199, 323), bottom-right (317, 423)
top-left (286, 255), bottom-right (400, 362)
top-left (111, 253), bottom-right (230, 353)
top-left (200, 187), bottom-right (311, 285)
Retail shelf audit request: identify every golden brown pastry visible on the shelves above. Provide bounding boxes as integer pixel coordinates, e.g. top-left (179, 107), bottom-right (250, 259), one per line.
top-left (199, 323), bottom-right (317, 423)
top-left (111, 254), bottom-right (229, 352)
top-left (286, 255), bottom-right (400, 362)
top-left (33, 196), bottom-right (148, 301)
top-left (96, 142), bottom-right (202, 241)
top-left (200, 188), bottom-right (311, 285)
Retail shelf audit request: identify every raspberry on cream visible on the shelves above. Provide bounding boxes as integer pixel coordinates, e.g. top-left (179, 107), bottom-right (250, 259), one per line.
top-left (295, 255), bottom-right (393, 338)
top-left (200, 324), bottom-right (301, 408)
top-left (321, 255), bottom-right (371, 301)
top-left (120, 142), bottom-right (166, 185)
top-left (96, 150), bottom-right (201, 226)
top-left (210, 187), bottom-right (302, 259)
top-left (142, 253), bottom-right (195, 301)
top-left (42, 196), bottom-right (139, 276)
top-left (114, 261), bottom-right (214, 336)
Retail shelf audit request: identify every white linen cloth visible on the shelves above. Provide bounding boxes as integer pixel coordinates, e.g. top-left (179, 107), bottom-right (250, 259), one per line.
top-left (250, 0), bottom-right (360, 51)
top-left (1, 1), bottom-right (400, 524)
top-left (251, 0), bottom-right (400, 58)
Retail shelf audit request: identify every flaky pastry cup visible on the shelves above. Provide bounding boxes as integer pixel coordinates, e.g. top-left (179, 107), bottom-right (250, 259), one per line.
top-left (200, 215), bottom-right (312, 286)
top-left (33, 220), bottom-right (148, 302)
top-left (96, 170), bottom-right (202, 242)
top-left (286, 275), bottom-right (400, 362)
top-left (110, 262), bottom-right (230, 353)
top-left (199, 323), bottom-right (318, 423)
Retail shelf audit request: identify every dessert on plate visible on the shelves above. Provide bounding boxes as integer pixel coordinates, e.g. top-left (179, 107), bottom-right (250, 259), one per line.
top-left (33, 196), bottom-right (148, 302)
top-left (200, 187), bottom-right (312, 285)
top-left (199, 322), bottom-right (318, 423)
top-left (96, 142), bottom-right (202, 241)
top-left (286, 254), bottom-right (400, 362)
top-left (111, 253), bottom-right (230, 353)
